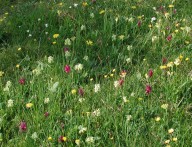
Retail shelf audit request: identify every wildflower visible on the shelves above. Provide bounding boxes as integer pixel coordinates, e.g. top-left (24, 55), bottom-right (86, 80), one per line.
top-left (112, 34), bottom-right (116, 41)
top-left (145, 85), bottom-right (152, 94)
top-left (75, 139), bottom-right (80, 146)
top-left (119, 79), bottom-right (124, 86)
top-left (31, 132), bottom-right (38, 140)
top-left (85, 136), bottom-right (94, 143)
top-left (83, 55), bottom-right (89, 61)
top-left (185, 58), bottom-right (189, 61)
top-left (92, 109), bottom-right (100, 117)
top-left (7, 99), bottom-right (14, 108)
top-left (64, 65), bottom-right (71, 73)
top-left (74, 63), bottom-right (83, 71)
top-left (3, 81), bottom-right (12, 92)
top-left (161, 104), bottom-right (168, 109)
top-left (127, 45), bottom-right (133, 51)
top-left (137, 20), bottom-right (141, 27)
top-left (120, 70), bottom-right (127, 78)
top-left (58, 136), bottom-right (67, 142)
top-left (53, 34), bottom-right (59, 38)
top-left (49, 82), bottom-right (59, 92)
top-left (82, 2), bottom-right (88, 7)
top-left (78, 125), bottom-right (87, 134)
top-left (0, 71), bottom-right (4, 77)
top-left (45, 24), bottom-right (48, 27)
top-left (126, 115), bottom-right (132, 121)
top-left (48, 56), bottom-right (54, 63)
top-left (99, 10), bottom-right (105, 14)
top-left (172, 137), bottom-right (177, 142)
top-left (81, 25), bottom-right (86, 31)
top-left (79, 98), bottom-right (85, 103)
top-left (123, 96), bottom-right (129, 103)
top-left (16, 64), bottom-right (20, 68)
top-left (94, 84), bottom-right (100, 93)
top-left (131, 6), bottom-right (136, 9)
top-left (166, 35), bottom-right (172, 41)
top-left (65, 38), bottom-right (71, 46)
top-left (160, 65), bottom-right (167, 69)
top-left (71, 89), bottom-right (77, 94)
top-left (126, 58), bottom-right (131, 63)
top-left (86, 40), bottom-right (93, 46)
top-left (19, 78), bottom-right (25, 85)
top-left (168, 128), bottom-right (174, 134)
top-left (44, 112), bottom-right (49, 117)
top-left (90, 13), bottom-right (94, 18)
top-left (167, 62), bottom-right (174, 67)
top-left (19, 121), bottom-right (27, 132)
top-left (52, 41), bottom-right (56, 45)
top-left (44, 98), bottom-right (50, 104)
top-left (48, 136), bottom-right (52, 141)
top-left (148, 69), bottom-right (153, 77)
top-left (151, 17), bottom-right (156, 22)
top-left (164, 140), bottom-right (170, 144)
top-left (174, 58), bottom-right (181, 66)
top-left (152, 36), bottom-right (158, 42)
top-left (118, 35), bottom-right (125, 40)
top-left (26, 103), bottom-right (33, 108)
top-left (155, 116), bottom-right (161, 122)
top-left (18, 47), bottom-right (21, 51)
top-left (114, 81), bottom-right (119, 88)
top-left (78, 88), bottom-right (84, 96)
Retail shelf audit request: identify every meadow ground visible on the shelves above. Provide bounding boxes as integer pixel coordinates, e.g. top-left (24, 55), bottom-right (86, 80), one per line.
top-left (0, 0), bottom-right (192, 146)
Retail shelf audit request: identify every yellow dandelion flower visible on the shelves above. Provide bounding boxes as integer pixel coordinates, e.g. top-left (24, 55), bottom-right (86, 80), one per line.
top-left (110, 74), bottom-right (114, 77)
top-left (63, 137), bottom-right (67, 142)
top-left (48, 136), bottom-right (52, 141)
top-left (71, 89), bottom-right (77, 95)
top-left (52, 41), bottom-right (57, 45)
top-left (82, 2), bottom-right (88, 7)
top-left (86, 40), bottom-right (93, 46)
top-left (16, 64), bottom-right (20, 68)
top-left (155, 116), bottom-right (161, 122)
top-left (168, 4), bottom-right (174, 8)
top-left (185, 57), bottom-right (189, 61)
top-left (99, 10), bottom-right (105, 14)
top-left (160, 65), bottom-right (167, 69)
top-left (172, 137), bottom-right (177, 142)
top-left (26, 103), bottom-right (33, 108)
top-left (0, 71), bottom-right (4, 77)
top-left (53, 34), bottom-right (59, 38)
top-left (174, 29), bottom-right (179, 33)
top-left (179, 55), bottom-right (183, 60)
top-left (75, 139), bottom-right (80, 146)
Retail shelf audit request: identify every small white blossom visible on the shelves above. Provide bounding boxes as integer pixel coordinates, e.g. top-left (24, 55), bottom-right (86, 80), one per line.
top-left (78, 125), bottom-right (87, 134)
top-left (49, 82), bottom-right (59, 92)
top-left (85, 136), bottom-right (94, 144)
top-left (83, 55), bottom-right (88, 61)
top-left (126, 115), bottom-right (132, 121)
top-left (112, 34), bottom-right (116, 41)
top-left (7, 99), bottom-right (14, 108)
top-left (114, 81), bottom-right (119, 88)
top-left (151, 17), bottom-right (156, 22)
top-left (74, 63), bottom-right (83, 71)
top-left (45, 24), bottom-right (48, 27)
top-left (44, 98), bottom-right (50, 104)
top-left (90, 13), bottom-right (94, 18)
top-left (65, 38), bottom-right (71, 46)
top-left (31, 132), bottom-right (38, 140)
top-left (94, 84), bottom-right (100, 93)
top-left (92, 109), bottom-right (100, 117)
top-left (48, 56), bottom-right (54, 63)
top-left (81, 25), bottom-right (86, 31)
top-left (74, 3), bottom-right (78, 7)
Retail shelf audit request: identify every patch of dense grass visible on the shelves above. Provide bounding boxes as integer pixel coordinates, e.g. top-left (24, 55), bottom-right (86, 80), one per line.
top-left (0, 0), bottom-right (192, 146)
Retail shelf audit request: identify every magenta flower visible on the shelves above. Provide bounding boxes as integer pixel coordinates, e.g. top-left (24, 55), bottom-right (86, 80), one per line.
top-left (19, 78), bottom-right (25, 85)
top-left (19, 121), bottom-right (27, 132)
top-left (119, 79), bottom-right (124, 86)
top-left (64, 65), bottom-right (71, 73)
top-left (145, 85), bottom-right (152, 94)
top-left (44, 112), bottom-right (49, 117)
top-left (138, 20), bottom-right (141, 27)
top-left (148, 69), bottom-right (153, 78)
top-left (64, 47), bottom-right (69, 52)
top-left (166, 35), bottom-right (172, 41)
top-left (78, 88), bottom-right (84, 96)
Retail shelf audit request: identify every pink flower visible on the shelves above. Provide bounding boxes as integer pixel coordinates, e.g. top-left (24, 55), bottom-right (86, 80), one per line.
top-left (44, 112), bottom-right (49, 117)
top-left (78, 88), bottom-right (84, 96)
top-left (19, 78), bottom-right (25, 85)
top-left (119, 79), bottom-right (124, 86)
top-left (138, 20), bottom-right (141, 27)
top-left (64, 47), bottom-right (69, 52)
top-left (19, 121), bottom-right (27, 132)
top-left (162, 57), bottom-right (167, 64)
top-left (145, 85), bottom-right (152, 94)
top-left (58, 136), bottom-right (64, 142)
top-left (64, 65), bottom-right (71, 73)
top-left (166, 35), bottom-right (172, 41)
top-left (148, 69), bottom-right (153, 77)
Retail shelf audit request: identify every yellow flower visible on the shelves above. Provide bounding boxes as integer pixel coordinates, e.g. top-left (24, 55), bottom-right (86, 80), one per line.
top-left (148, 24), bottom-right (152, 28)
top-left (53, 34), bottom-right (59, 38)
top-left (52, 41), bottom-right (57, 45)
top-left (168, 5), bottom-right (174, 8)
top-left (86, 40), bottom-right (93, 46)
top-left (71, 89), bottom-right (77, 95)
top-left (90, 78), bottom-right (93, 81)
top-left (155, 116), bottom-right (161, 122)
top-left (160, 65), bottom-right (167, 69)
top-left (179, 55), bottom-right (183, 60)
top-left (82, 2), bottom-right (88, 7)
top-left (104, 75), bottom-right (108, 78)
top-left (164, 13), bottom-right (169, 18)
top-left (62, 136), bottom-right (67, 142)
top-left (16, 64), bottom-right (20, 68)
top-left (185, 57), bottom-right (189, 61)
top-left (168, 128), bottom-right (174, 134)
top-left (110, 74), bottom-right (114, 77)
top-left (48, 136), bottom-right (52, 141)
top-left (99, 10), bottom-right (105, 14)
top-left (18, 47), bottom-right (21, 51)
top-left (112, 69), bottom-right (116, 72)
top-left (26, 103), bottom-right (33, 108)
top-left (164, 139), bottom-right (170, 144)
top-left (75, 139), bottom-right (80, 146)
top-left (167, 62), bottom-right (173, 67)
top-left (174, 29), bottom-right (179, 33)
top-left (0, 71), bottom-right (4, 77)
top-left (172, 137), bottom-right (177, 142)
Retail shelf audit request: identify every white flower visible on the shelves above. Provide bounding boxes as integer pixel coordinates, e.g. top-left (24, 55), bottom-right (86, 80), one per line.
top-left (174, 58), bottom-right (181, 66)
top-left (78, 125), bottom-right (87, 134)
top-left (123, 96), bottom-right (129, 103)
top-left (31, 132), bottom-right (38, 140)
top-left (151, 17), bottom-right (156, 22)
top-left (114, 81), bottom-right (119, 88)
top-left (126, 58), bottom-right (131, 63)
top-left (127, 45), bottom-right (132, 51)
top-left (7, 99), bottom-right (14, 107)
top-left (45, 32), bottom-right (48, 35)
top-left (94, 84), bottom-right (100, 93)
top-left (48, 56), bottom-right (54, 63)
top-left (136, 72), bottom-right (142, 80)
top-left (45, 24), bottom-right (48, 27)
top-left (128, 17), bottom-right (134, 22)
top-left (83, 55), bottom-right (88, 61)
top-left (38, 18), bottom-right (41, 21)
top-left (90, 13), bottom-right (94, 18)
top-left (49, 82), bottom-right (59, 92)
top-left (74, 63), bottom-right (83, 71)
top-left (65, 51), bottom-right (71, 57)
top-left (85, 136), bottom-right (94, 144)
top-left (32, 68), bottom-right (41, 76)
top-left (65, 38), bottom-right (71, 46)
top-left (6, 81), bottom-right (12, 87)
top-left (79, 98), bottom-right (85, 103)
top-left (152, 36), bottom-right (158, 42)
top-left (44, 98), bottom-right (50, 104)
top-left (126, 115), bottom-right (132, 121)
top-left (81, 25), bottom-right (86, 31)
top-left (92, 109), bottom-right (100, 117)
top-left (185, 26), bottom-right (191, 33)
top-left (74, 3), bottom-right (78, 7)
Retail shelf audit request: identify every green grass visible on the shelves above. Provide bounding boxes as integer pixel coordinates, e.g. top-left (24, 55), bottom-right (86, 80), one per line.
top-left (0, 0), bottom-right (192, 146)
